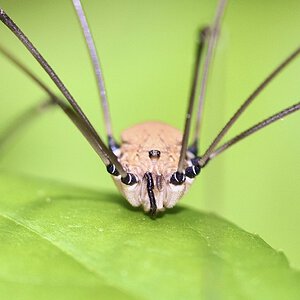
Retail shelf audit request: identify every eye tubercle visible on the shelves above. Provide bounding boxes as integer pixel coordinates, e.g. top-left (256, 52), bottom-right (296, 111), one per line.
top-left (149, 150), bottom-right (161, 159)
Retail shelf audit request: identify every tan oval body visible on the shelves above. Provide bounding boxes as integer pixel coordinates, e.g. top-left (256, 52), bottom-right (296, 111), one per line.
top-left (112, 121), bottom-right (195, 213)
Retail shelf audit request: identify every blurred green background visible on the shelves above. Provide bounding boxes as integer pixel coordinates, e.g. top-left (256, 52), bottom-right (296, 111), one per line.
top-left (0, 0), bottom-right (299, 270)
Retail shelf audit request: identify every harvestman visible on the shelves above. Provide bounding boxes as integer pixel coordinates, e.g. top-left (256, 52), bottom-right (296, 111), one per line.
top-left (0, 0), bottom-right (299, 216)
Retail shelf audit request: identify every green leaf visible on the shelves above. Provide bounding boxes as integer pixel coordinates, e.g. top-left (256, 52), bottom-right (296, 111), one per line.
top-left (0, 172), bottom-right (299, 300)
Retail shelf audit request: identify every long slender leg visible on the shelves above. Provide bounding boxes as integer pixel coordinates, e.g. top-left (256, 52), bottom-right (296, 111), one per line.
top-left (190, 0), bottom-right (227, 155)
top-left (0, 44), bottom-right (110, 167)
top-left (0, 43), bottom-right (108, 160)
top-left (175, 27), bottom-right (210, 174)
top-left (200, 46), bottom-right (300, 166)
top-left (171, 0), bottom-right (227, 184)
top-left (0, 96), bottom-right (106, 163)
top-left (0, 44), bottom-right (57, 100)
top-left (206, 102), bottom-right (300, 164)
top-left (184, 26), bottom-right (210, 157)
top-left (72, 0), bottom-right (118, 150)
top-left (0, 8), bottom-right (132, 180)
top-left (55, 99), bottom-right (117, 162)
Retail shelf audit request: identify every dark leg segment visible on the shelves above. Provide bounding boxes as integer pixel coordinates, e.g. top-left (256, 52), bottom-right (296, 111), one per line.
top-left (72, 0), bottom-right (119, 150)
top-left (205, 102), bottom-right (300, 164)
top-left (0, 8), bottom-right (127, 176)
top-left (190, 0), bottom-right (228, 155)
top-left (200, 46), bottom-right (300, 166)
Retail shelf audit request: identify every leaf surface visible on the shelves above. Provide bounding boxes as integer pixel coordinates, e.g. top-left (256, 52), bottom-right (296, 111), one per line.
top-left (0, 172), bottom-right (299, 300)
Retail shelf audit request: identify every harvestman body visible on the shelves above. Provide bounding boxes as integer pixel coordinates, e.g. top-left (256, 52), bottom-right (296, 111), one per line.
top-left (0, 0), bottom-right (299, 216)
top-left (114, 122), bottom-right (195, 212)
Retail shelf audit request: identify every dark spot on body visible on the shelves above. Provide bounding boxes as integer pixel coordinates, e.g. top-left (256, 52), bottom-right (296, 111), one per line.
top-left (149, 150), bottom-right (161, 159)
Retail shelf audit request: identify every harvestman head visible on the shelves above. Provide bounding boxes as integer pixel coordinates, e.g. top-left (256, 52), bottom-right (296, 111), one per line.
top-left (0, 0), bottom-right (299, 216)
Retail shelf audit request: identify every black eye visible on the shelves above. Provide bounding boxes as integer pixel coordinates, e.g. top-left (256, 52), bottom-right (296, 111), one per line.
top-left (149, 149), bottom-right (161, 159)
top-left (121, 173), bottom-right (138, 185)
top-left (185, 164), bottom-right (201, 178)
top-left (170, 171), bottom-right (186, 185)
